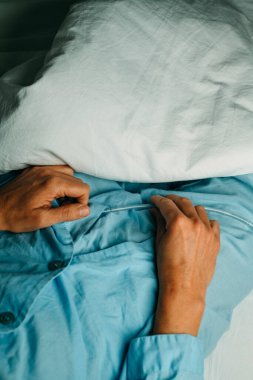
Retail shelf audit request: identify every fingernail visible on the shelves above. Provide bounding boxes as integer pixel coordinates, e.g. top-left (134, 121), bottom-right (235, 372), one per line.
top-left (150, 195), bottom-right (161, 202)
top-left (79, 206), bottom-right (89, 216)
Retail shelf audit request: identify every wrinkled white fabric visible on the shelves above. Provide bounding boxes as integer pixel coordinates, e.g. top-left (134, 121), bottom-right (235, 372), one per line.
top-left (0, 0), bottom-right (253, 182)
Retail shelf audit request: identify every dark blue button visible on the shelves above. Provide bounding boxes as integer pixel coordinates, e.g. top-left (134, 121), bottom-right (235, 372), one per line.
top-left (0, 312), bottom-right (15, 325)
top-left (48, 260), bottom-right (67, 271)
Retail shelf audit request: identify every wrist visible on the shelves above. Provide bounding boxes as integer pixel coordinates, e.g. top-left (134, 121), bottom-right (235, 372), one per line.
top-left (159, 283), bottom-right (206, 305)
top-left (152, 288), bottom-right (205, 337)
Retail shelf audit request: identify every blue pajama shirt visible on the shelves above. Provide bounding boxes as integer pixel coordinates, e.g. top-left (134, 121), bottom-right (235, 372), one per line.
top-left (1, 170), bottom-right (253, 380)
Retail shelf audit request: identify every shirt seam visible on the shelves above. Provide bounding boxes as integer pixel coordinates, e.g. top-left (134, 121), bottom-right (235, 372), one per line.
top-left (103, 204), bottom-right (253, 229)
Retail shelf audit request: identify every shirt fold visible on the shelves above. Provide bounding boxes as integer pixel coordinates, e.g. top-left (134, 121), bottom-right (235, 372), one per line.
top-left (127, 334), bottom-right (204, 380)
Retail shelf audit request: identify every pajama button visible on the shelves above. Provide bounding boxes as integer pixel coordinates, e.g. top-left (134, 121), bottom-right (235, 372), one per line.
top-left (0, 312), bottom-right (15, 325)
top-left (48, 260), bottom-right (67, 271)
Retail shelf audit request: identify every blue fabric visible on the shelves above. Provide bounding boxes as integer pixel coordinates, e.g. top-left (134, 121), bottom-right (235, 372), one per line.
top-left (1, 171), bottom-right (253, 379)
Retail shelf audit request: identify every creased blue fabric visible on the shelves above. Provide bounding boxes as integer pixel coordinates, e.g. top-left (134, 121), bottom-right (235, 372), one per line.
top-left (1, 171), bottom-right (253, 379)
top-left (127, 334), bottom-right (203, 380)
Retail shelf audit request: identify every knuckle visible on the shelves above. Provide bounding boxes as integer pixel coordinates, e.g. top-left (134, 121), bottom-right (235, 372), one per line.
top-left (165, 195), bottom-right (176, 201)
top-left (163, 198), bottom-right (175, 208)
top-left (158, 197), bottom-right (172, 208)
top-left (195, 205), bottom-right (205, 210)
top-left (83, 182), bottom-right (90, 192)
top-left (171, 213), bottom-right (186, 227)
top-left (40, 168), bottom-right (53, 177)
top-left (192, 219), bottom-right (204, 232)
top-left (180, 197), bottom-right (190, 203)
top-left (45, 176), bottom-right (59, 187)
top-left (165, 194), bottom-right (175, 198)
top-left (191, 216), bottom-right (201, 225)
top-left (32, 167), bottom-right (53, 178)
top-left (212, 220), bottom-right (220, 229)
top-left (165, 198), bottom-right (174, 205)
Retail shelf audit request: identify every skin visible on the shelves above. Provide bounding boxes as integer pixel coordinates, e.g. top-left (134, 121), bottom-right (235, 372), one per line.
top-left (150, 194), bottom-right (220, 336)
top-left (0, 165), bottom-right (90, 232)
top-left (0, 165), bottom-right (220, 337)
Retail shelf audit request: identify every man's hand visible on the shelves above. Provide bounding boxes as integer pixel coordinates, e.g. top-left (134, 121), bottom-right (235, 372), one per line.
top-left (0, 165), bottom-right (90, 233)
top-left (150, 194), bottom-right (220, 336)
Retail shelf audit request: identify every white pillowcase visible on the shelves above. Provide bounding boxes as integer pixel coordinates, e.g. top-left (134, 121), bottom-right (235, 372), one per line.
top-left (0, 0), bottom-right (253, 182)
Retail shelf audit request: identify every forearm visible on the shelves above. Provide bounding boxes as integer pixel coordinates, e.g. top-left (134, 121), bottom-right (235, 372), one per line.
top-left (126, 289), bottom-right (205, 380)
top-left (127, 192), bottom-right (219, 379)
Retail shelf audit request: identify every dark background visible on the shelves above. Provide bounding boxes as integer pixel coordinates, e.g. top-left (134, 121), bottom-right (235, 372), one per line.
top-left (0, 0), bottom-right (76, 84)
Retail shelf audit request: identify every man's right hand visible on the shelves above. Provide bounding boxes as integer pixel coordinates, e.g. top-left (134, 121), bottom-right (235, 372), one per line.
top-left (0, 165), bottom-right (90, 233)
top-left (150, 194), bottom-right (220, 336)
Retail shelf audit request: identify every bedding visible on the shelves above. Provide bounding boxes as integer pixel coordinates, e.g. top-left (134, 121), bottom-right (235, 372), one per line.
top-left (1, 172), bottom-right (253, 379)
top-left (205, 289), bottom-right (253, 379)
top-left (1, 0), bottom-right (253, 378)
top-left (0, 0), bottom-right (253, 181)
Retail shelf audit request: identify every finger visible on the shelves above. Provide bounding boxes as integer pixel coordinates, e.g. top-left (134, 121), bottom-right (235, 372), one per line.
top-left (40, 203), bottom-right (90, 226)
top-left (210, 220), bottom-right (220, 238)
top-left (150, 195), bottom-right (182, 225)
top-left (164, 194), bottom-right (198, 219)
top-left (195, 205), bottom-right (210, 227)
top-left (44, 177), bottom-right (90, 206)
top-left (150, 208), bottom-right (166, 250)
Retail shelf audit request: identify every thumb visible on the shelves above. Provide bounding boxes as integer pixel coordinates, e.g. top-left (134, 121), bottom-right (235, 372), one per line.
top-left (44, 203), bottom-right (90, 226)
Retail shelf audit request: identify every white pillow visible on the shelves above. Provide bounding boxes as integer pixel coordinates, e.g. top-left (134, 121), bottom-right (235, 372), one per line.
top-left (1, 0), bottom-right (253, 182)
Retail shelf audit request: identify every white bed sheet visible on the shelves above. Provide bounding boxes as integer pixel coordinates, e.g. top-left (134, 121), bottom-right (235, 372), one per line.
top-left (205, 290), bottom-right (253, 379)
top-left (1, 0), bottom-right (253, 182)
